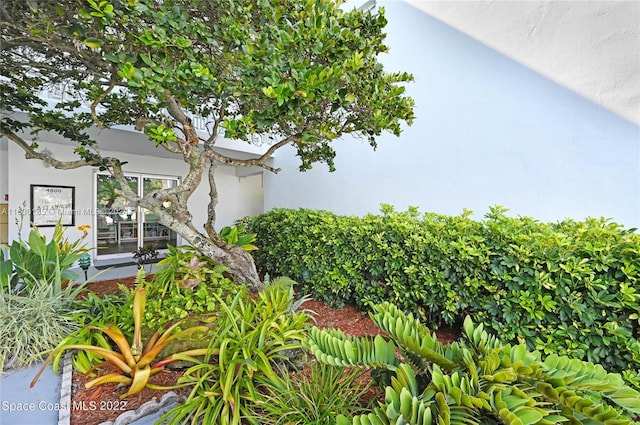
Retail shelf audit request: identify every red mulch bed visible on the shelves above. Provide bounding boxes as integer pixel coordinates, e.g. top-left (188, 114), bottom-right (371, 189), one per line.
top-left (70, 276), bottom-right (460, 424)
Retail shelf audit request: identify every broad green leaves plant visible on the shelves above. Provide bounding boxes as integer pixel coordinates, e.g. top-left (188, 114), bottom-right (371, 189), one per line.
top-left (1, 220), bottom-right (91, 296)
top-left (219, 225), bottom-right (258, 252)
top-left (306, 302), bottom-right (640, 425)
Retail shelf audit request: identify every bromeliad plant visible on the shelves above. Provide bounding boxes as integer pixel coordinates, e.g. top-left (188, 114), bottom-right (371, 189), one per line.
top-left (31, 270), bottom-right (210, 398)
top-left (306, 302), bottom-right (640, 425)
top-left (152, 245), bottom-right (231, 296)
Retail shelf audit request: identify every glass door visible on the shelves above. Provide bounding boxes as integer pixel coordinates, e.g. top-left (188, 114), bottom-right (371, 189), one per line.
top-left (96, 174), bottom-right (139, 256)
top-left (141, 177), bottom-right (178, 250)
top-left (95, 173), bottom-right (180, 258)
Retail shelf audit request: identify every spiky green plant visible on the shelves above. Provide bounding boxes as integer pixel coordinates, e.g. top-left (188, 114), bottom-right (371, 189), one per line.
top-left (252, 358), bottom-right (373, 424)
top-left (31, 270), bottom-right (210, 398)
top-left (159, 281), bottom-right (310, 425)
top-left (305, 302), bottom-right (640, 425)
top-left (0, 283), bottom-right (80, 372)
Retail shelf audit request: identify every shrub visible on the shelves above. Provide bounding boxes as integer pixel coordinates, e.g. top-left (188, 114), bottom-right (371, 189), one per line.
top-left (478, 208), bottom-right (640, 373)
top-left (306, 302), bottom-right (640, 424)
top-left (246, 206), bottom-right (640, 374)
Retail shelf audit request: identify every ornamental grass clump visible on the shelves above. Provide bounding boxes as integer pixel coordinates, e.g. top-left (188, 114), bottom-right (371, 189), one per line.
top-left (253, 358), bottom-right (374, 425)
top-left (0, 283), bottom-right (79, 372)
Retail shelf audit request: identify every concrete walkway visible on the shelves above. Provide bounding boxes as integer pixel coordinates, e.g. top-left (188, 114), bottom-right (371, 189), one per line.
top-left (0, 361), bottom-right (65, 425)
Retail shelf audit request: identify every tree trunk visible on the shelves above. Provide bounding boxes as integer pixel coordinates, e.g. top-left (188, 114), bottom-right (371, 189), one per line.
top-left (196, 239), bottom-right (263, 291)
top-left (151, 207), bottom-right (263, 289)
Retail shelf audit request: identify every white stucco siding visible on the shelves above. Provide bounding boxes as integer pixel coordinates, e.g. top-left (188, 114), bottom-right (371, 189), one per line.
top-left (264, 1), bottom-right (640, 228)
top-left (407, 0), bottom-right (640, 126)
top-left (189, 165), bottom-right (264, 233)
top-left (0, 148), bottom-right (7, 199)
top-left (6, 140), bottom-right (264, 248)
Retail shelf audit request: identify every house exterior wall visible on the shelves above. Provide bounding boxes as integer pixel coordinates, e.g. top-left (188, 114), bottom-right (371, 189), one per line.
top-left (6, 140), bottom-right (263, 257)
top-left (0, 148), bottom-right (7, 200)
top-left (407, 0), bottom-right (640, 126)
top-left (264, 1), bottom-right (640, 228)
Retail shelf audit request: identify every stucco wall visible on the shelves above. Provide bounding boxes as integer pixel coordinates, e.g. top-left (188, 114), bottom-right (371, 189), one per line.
top-left (264, 1), bottom-right (640, 228)
top-left (7, 140), bottom-right (263, 256)
top-left (407, 0), bottom-right (640, 126)
top-left (0, 147), bottom-right (7, 199)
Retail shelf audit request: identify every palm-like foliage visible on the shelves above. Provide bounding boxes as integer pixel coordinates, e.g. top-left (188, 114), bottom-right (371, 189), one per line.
top-left (305, 302), bottom-right (640, 425)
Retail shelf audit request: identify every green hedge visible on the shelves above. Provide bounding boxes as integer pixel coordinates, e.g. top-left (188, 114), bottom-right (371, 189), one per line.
top-left (244, 205), bottom-right (640, 374)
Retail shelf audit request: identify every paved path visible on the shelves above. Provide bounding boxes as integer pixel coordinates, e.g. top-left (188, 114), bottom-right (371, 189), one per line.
top-left (0, 362), bottom-right (64, 425)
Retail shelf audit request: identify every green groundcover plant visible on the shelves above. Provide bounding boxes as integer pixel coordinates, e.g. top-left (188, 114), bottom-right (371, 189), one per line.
top-left (306, 302), bottom-right (640, 425)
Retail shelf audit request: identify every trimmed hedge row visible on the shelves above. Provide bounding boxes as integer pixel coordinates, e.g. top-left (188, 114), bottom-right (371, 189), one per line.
top-left (243, 205), bottom-right (640, 374)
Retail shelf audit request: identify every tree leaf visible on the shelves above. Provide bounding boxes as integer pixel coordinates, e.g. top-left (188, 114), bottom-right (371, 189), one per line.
top-left (82, 37), bottom-right (104, 49)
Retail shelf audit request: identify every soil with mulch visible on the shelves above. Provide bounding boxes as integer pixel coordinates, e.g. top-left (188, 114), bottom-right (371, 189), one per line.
top-left (70, 276), bottom-right (460, 425)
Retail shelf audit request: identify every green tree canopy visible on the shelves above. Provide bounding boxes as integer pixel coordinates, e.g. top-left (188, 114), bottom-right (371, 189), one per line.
top-left (0, 0), bottom-right (415, 285)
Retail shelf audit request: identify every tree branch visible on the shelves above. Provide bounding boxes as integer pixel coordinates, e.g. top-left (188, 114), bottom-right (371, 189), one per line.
top-left (203, 134), bottom-right (300, 174)
top-left (89, 73), bottom-right (118, 129)
top-left (206, 100), bottom-right (227, 146)
top-left (166, 94), bottom-right (199, 145)
top-left (3, 129), bottom-right (99, 169)
top-left (204, 157), bottom-right (219, 239)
